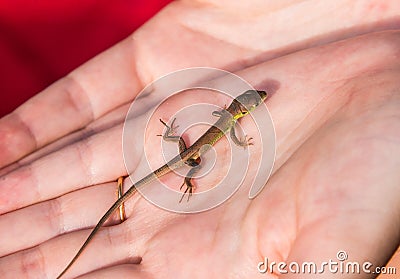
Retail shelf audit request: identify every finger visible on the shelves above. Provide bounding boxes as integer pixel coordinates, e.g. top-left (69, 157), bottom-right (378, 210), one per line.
top-left (51, 199), bottom-right (175, 279)
top-left (52, 222), bottom-right (142, 279)
top-left (0, 37), bottom-right (142, 168)
top-left (0, 180), bottom-right (168, 279)
top-left (0, 123), bottom-right (128, 215)
top-left (0, 102), bottom-right (131, 178)
top-left (0, 225), bottom-right (135, 279)
top-left (0, 181), bottom-right (120, 257)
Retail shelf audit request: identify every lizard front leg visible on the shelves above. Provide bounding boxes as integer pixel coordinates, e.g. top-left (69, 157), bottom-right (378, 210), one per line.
top-left (230, 124), bottom-right (253, 148)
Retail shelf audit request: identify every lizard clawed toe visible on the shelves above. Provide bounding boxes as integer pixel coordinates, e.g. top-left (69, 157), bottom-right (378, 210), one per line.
top-left (179, 181), bottom-right (195, 203)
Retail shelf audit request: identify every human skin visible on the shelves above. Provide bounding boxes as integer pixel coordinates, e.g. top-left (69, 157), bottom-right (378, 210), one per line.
top-left (0, 1), bottom-right (399, 278)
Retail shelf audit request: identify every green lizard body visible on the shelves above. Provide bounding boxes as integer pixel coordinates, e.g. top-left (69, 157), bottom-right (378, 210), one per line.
top-left (56, 89), bottom-right (267, 278)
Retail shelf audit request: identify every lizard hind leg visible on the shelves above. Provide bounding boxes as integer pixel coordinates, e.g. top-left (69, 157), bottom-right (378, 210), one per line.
top-left (158, 118), bottom-right (203, 203)
top-left (179, 162), bottom-right (202, 203)
top-left (158, 118), bottom-right (188, 153)
top-left (158, 118), bottom-right (180, 141)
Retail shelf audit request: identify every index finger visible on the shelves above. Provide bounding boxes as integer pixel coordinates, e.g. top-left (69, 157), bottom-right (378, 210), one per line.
top-left (0, 37), bottom-right (142, 168)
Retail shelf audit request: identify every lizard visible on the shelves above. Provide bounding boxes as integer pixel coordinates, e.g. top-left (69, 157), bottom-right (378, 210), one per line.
top-left (56, 89), bottom-right (268, 278)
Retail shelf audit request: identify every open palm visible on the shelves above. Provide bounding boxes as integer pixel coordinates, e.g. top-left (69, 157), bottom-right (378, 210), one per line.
top-left (0, 1), bottom-right (399, 278)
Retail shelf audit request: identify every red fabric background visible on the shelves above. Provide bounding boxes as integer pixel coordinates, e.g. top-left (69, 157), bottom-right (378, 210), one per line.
top-left (0, 0), bottom-right (171, 117)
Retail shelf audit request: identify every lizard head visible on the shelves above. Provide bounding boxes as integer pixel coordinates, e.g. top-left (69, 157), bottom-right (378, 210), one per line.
top-left (230, 90), bottom-right (268, 119)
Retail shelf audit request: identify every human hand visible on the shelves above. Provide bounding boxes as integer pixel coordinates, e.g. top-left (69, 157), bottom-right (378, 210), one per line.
top-left (0, 1), bottom-right (399, 278)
